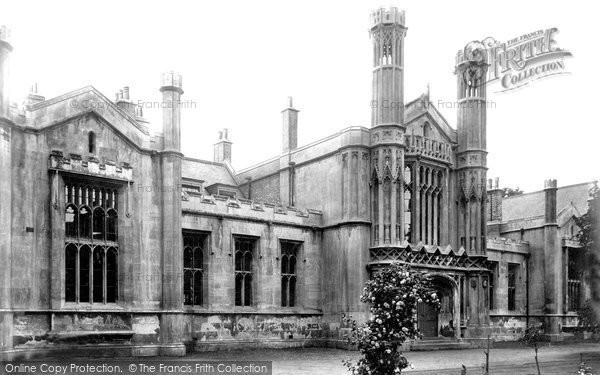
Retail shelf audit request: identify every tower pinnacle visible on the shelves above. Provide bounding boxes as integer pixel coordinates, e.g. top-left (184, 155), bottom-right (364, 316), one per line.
top-left (369, 7), bottom-right (407, 127)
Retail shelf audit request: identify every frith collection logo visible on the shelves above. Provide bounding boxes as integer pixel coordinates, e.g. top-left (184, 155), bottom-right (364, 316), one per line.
top-left (464, 28), bottom-right (572, 92)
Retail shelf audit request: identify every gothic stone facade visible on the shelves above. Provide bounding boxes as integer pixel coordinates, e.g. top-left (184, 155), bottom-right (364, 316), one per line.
top-left (0, 8), bottom-right (593, 358)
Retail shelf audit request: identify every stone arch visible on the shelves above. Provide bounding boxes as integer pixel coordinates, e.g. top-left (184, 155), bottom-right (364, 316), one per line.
top-left (419, 273), bottom-right (460, 339)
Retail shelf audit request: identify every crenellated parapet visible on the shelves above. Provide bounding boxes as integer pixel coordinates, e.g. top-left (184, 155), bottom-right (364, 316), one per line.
top-left (404, 134), bottom-right (452, 163)
top-left (370, 7), bottom-right (405, 28)
top-left (182, 193), bottom-right (323, 228)
top-left (48, 150), bottom-right (133, 181)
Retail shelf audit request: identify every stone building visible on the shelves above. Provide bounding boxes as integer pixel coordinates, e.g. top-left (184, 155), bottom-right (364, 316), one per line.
top-left (0, 8), bottom-right (595, 358)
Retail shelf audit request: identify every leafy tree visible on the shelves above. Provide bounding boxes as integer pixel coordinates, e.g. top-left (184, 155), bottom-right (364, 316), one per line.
top-left (503, 187), bottom-right (524, 197)
top-left (575, 183), bottom-right (600, 323)
top-left (519, 325), bottom-right (546, 375)
top-left (578, 300), bottom-right (600, 336)
top-left (344, 263), bottom-right (440, 375)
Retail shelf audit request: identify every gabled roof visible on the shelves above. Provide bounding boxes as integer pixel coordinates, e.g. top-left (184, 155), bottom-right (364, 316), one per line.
top-left (24, 86), bottom-right (154, 151)
top-left (405, 93), bottom-right (457, 143)
top-left (502, 181), bottom-right (595, 223)
top-left (182, 158), bottom-right (238, 193)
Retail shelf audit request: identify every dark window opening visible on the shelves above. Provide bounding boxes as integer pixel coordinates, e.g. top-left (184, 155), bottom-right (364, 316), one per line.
top-left (568, 248), bottom-right (582, 311)
top-left (508, 263), bottom-right (517, 311)
top-left (65, 244), bottom-right (77, 302)
top-left (489, 261), bottom-right (498, 310)
top-left (88, 132), bottom-right (96, 154)
top-left (183, 231), bottom-right (206, 307)
top-left (106, 248), bottom-right (118, 303)
top-left (234, 237), bottom-right (255, 306)
top-left (64, 181), bottom-right (119, 304)
top-left (281, 241), bottom-right (300, 307)
top-left (79, 246), bottom-right (91, 303)
top-left (423, 122), bottom-right (431, 138)
top-left (92, 247), bottom-right (104, 303)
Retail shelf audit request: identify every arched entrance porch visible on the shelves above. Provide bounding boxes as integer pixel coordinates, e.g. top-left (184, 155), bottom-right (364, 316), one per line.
top-left (417, 274), bottom-right (460, 339)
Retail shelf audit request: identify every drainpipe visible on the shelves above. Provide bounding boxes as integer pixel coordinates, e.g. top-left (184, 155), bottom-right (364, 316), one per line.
top-left (526, 255), bottom-right (530, 327)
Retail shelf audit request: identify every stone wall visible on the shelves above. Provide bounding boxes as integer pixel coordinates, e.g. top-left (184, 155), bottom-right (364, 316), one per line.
top-left (248, 174), bottom-right (280, 204)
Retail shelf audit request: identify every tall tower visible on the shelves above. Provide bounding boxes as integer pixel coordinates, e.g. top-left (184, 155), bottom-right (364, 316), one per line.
top-left (0, 25), bottom-right (12, 351)
top-left (369, 8), bottom-right (407, 246)
top-left (370, 7), bottom-right (406, 127)
top-left (455, 42), bottom-right (488, 255)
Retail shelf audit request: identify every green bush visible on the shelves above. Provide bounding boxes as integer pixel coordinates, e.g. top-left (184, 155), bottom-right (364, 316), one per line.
top-left (343, 263), bottom-right (440, 375)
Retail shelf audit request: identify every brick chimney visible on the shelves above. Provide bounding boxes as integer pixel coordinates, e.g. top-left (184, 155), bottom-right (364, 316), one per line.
top-left (214, 128), bottom-right (232, 164)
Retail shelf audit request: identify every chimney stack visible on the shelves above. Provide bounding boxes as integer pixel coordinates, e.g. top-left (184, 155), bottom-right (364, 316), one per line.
top-left (282, 96), bottom-right (299, 152)
top-left (214, 128), bottom-right (232, 164)
top-left (160, 72), bottom-right (183, 152)
top-left (486, 177), bottom-right (503, 238)
top-left (115, 85), bottom-right (138, 117)
top-left (544, 179), bottom-right (558, 224)
top-left (0, 26), bottom-right (13, 119)
top-left (25, 83), bottom-right (45, 108)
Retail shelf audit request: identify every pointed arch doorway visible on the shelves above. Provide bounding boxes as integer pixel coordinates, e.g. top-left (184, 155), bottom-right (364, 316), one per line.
top-left (417, 274), bottom-right (458, 338)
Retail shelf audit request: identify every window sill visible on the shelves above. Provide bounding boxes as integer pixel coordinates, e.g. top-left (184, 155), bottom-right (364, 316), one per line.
top-left (183, 306), bottom-right (323, 315)
top-left (183, 305), bottom-right (210, 313)
top-left (60, 303), bottom-right (124, 312)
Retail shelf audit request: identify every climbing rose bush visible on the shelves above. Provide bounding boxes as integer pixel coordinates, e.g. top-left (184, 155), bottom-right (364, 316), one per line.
top-left (344, 263), bottom-right (440, 375)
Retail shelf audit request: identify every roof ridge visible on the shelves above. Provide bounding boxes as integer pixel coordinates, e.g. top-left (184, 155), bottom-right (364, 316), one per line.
top-left (504, 181), bottom-right (596, 200)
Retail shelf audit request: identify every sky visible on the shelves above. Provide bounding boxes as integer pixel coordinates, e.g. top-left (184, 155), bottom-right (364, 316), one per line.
top-left (2, 0), bottom-right (599, 193)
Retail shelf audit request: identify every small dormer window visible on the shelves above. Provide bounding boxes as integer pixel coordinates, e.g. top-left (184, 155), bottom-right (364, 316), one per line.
top-left (88, 131), bottom-right (96, 154)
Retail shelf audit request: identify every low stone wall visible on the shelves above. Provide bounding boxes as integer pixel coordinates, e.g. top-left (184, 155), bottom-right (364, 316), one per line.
top-left (3, 311), bottom-right (351, 359)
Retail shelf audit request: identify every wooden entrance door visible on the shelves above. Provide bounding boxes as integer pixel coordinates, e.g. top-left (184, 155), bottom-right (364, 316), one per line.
top-left (417, 302), bottom-right (438, 337)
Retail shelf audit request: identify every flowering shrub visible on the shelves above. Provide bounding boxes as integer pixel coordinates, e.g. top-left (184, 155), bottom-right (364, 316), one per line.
top-left (344, 263), bottom-right (440, 374)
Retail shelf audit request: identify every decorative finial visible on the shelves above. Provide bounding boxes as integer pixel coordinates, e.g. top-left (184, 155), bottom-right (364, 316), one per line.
top-left (288, 96), bottom-right (293, 108)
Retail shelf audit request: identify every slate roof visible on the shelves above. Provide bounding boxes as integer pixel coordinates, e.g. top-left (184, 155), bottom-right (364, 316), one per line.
top-left (502, 181), bottom-right (595, 222)
top-left (182, 158), bottom-right (237, 193)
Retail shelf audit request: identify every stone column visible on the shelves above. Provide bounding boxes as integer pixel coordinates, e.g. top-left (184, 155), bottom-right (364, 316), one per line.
top-left (390, 179), bottom-right (397, 244)
top-left (0, 26), bottom-right (13, 351)
top-left (0, 124), bottom-right (11, 350)
top-left (421, 190), bottom-right (427, 243)
top-left (543, 179), bottom-right (563, 339)
top-left (427, 188), bottom-right (433, 244)
top-left (378, 154), bottom-right (384, 244)
top-left (433, 192), bottom-right (439, 245)
top-left (413, 163), bottom-right (420, 243)
top-left (398, 177), bottom-right (405, 243)
top-left (441, 169), bottom-right (449, 246)
top-left (159, 72), bottom-right (185, 356)
top-left (454, 283), bottom-right (461, 339)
